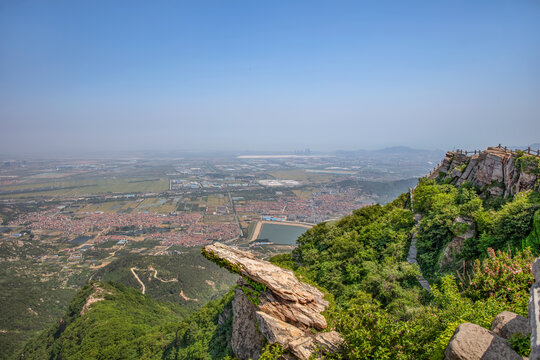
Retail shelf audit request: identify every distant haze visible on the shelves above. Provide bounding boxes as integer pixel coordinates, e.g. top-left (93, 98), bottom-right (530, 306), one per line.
top-left (1, 1), bottom-right (539, 156)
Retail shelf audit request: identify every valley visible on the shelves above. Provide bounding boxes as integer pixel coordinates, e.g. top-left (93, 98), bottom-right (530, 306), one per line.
top-left (0, 149), bottom-right (436, 358)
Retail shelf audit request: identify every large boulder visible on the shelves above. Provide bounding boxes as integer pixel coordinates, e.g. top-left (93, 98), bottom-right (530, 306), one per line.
top-left (491, 311), bottom-right (530, 339)
top-left (444, 323), bottom-right (522, 360)
top-left (203, 243), bottom-right (343, 360)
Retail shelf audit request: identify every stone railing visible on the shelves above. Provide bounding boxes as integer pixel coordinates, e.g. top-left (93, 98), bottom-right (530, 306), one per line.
top-left (495, 144), bottom-right (540, 157)
top-left (530, 258), bottom-right (540, 359)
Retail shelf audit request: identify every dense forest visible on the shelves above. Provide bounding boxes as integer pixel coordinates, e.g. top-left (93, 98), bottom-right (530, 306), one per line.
top-left (19, 170), bottom-right (540, 359)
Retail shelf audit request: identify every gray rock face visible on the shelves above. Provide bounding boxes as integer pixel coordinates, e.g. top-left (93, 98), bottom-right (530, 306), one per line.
top-left (288, 331), bottom-right (343, 360)
top-left (532, 258), bottom-right (540, 283)
top-left (203, 243), bottom-right (344, 360)
top-left (231, 288), bottom-right (265, 360)
top-left (430, 147), bottom-right (539, 198)
top-left (491, 311), bottom-right (530, 339)
top-left (530, 282), bottom-right (540, 359)
top-left (255, 311), bottom-right (305, 345)
top-left (529, 258), bottom-right (540, 360)
top-left (444, 323), bottom-right (522, 360)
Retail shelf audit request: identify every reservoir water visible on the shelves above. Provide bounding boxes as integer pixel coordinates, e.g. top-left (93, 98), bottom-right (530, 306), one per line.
top-left (256, 223), bottom-right (308, 245)
top-left (72, 235), bottom-right (92, 245)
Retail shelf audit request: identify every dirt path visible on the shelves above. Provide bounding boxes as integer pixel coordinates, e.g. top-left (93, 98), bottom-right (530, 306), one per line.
top-left (149, 266), bottom-right (178, 283)
top-left (130, 267), bottom-right (146, 294)
top-left (180, 289), bottom-right (198, 302)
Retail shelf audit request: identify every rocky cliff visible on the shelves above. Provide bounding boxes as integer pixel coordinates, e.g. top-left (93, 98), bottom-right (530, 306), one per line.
top-left (202, 243), bottom-right (343, 360)
top-left (429, 147), bottom-right (540, 197)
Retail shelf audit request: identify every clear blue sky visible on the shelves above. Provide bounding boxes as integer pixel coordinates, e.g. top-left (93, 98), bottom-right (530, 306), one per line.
top-left (1, 0), bottom-right (539, 155)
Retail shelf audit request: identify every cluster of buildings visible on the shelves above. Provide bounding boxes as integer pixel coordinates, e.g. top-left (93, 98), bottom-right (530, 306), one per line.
top-left (236, 189), bottom-right (363, 223)
top-left (9, 207), bottom-right (242, 249)
top-left (9, 210), bottom-right (200, 237)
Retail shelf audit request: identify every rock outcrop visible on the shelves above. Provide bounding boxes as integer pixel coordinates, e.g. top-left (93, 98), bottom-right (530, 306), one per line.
top-left (232, 288), bottom-right (266, 360)
top-left (491, 311), bottom-right (530, 339)
top-left (444, 322), bottom-right (522, 360)
top-left (430, 147), bottom-right (540, 198)
top-left (529, 258), bottom-right (540, 359)
top-left (203, 243), bottom-right (343, 360)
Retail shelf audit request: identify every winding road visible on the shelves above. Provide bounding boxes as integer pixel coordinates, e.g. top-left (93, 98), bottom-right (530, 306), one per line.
top-left (130, 267), bottom-right (146, 294)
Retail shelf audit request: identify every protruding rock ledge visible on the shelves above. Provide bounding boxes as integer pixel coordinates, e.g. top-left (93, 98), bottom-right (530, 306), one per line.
top-left (203, 243), bottom-right (344, 360)
top-left (203, 242), bottom-right (326, 306)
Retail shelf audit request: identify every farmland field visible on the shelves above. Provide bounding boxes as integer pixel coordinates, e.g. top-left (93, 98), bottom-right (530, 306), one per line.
top-left (269, 169), bottom-right (333, 183)
top-left (0, 178), bottom-right (169, 198)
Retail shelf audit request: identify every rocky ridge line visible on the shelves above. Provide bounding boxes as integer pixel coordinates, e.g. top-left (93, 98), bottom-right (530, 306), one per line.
top-left (202, 243), bottom-right (343, 360)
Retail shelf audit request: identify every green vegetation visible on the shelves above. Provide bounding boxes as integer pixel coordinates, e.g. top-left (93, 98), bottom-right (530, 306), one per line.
top-left (257, 343), bottom-right (285, 359)
top-left (269, 178), bottom-right (537, 359)
top-left (516, 152), bottom-right (540, 175)
top-left (172, 289), bottom-right (236, 359)
top-left (413, 178), bottom-right (539, 281)
top-left (268, 169), bottom-right (334, 184)
top-left (21, 282), bottom-right (185, 359)
top-left (20, 281), bottom-right (237, 360)
top-left (240, 278), bottom-right (267, 306)
top-left (0, 235), bottom-right (86, 359)
top-left (454, 161), bottom-right (468, 173)
top-left (0, 269), bottom-right (76, 359)
top-left (290, 194), bottom-right (419, 311)
top-left (201, 247), bottom-right (267, 306)
top-left (509, 332), bottom-right (530, 357)
top-left (94, 248), bottom-right (238, 310)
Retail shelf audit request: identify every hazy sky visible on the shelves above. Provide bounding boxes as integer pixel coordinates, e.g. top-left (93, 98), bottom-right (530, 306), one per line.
top-left (1, 0), bottom-right (539, 155)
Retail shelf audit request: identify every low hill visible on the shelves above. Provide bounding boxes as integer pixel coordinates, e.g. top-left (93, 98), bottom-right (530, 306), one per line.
top-left (20, 281), bottom-right (236, 360)
top-left (92, 247), bottom-right (238, 311)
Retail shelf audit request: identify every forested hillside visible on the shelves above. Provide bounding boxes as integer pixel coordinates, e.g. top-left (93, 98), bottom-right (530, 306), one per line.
top-left (93, 247), bottom-right (237, 310)
top-left (20, 281), bottom-right (237, 360)
top-left (271, 176), bottom-right (538, 358)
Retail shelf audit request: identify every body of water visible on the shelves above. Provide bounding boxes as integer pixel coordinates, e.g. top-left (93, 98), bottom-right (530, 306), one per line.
top-left (72, 235), bottom-right (92, 245)
top-left (256, 223), bottom-right (308, 245)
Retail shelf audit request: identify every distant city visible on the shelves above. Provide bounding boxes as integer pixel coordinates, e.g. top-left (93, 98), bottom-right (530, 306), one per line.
top-left (0, 147), bottom-right (441, 275)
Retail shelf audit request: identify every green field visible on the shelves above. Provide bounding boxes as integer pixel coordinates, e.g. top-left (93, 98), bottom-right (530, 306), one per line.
top-left (268, 169), bottom-right (334, 183)
top-left (0, 178), bottom-right (169, 198)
